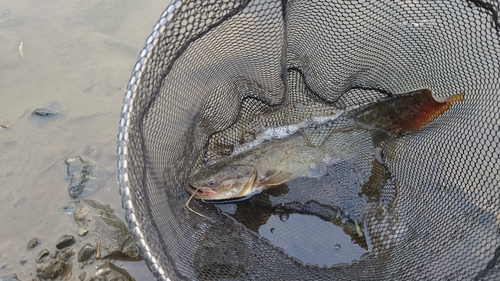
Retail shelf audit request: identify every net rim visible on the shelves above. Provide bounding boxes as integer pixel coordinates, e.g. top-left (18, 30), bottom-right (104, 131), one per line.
top-left (117, 1), bottom-right (182, 280)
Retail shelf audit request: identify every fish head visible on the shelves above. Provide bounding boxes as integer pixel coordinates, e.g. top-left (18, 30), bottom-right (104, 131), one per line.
top-left (188, 165), bottom-right (258, 200)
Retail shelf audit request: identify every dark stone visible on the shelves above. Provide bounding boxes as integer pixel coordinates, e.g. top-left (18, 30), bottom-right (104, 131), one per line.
top-left (73, 199), bottom-right (141, 261)
top-left (95, 261), bottom-right (135, 281)
top-left (57, 248), bottom-right (75, 262)
top-left (19, 256), bottom-right (28, 265)
top-left (35, 259), bottom-right (65, 279)
top-left (13, 197), bottom-right (26, 207)
top-left (56, 234), bottom-right (76, 249)
top-left (78, 243), bottom-right (95, 262)
top-left (0, 273), bottom-right (20, 281)
top-left (35, 249), bottom-right (50, 263)
top-left (65, 156), bottom-right (93, 198)
top-left (78, 272), bottom-right (86, 281)
top-left (31, 107), bottom-right (57, 116)
top-left (27, 237), bottom-right (41, 249)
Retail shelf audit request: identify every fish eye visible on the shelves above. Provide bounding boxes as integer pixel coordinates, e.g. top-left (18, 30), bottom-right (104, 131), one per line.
top-left (207, 179), bottom-right (217, 187)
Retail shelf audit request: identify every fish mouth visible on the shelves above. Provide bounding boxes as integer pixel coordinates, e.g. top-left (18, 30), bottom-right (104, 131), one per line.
top-left (201, 195), bottom-right (253, 204)
top-left (188, 183), bottom-right (214, 197)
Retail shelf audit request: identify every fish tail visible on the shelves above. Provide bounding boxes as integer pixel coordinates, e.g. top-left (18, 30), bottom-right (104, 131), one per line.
top-left (445, 92), bottom-right (465, 104)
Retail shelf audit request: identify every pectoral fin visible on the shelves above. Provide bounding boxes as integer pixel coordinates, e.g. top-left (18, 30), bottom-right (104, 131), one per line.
top-left (262, 171), bottom-right (292, 187)
top-left (236, 167), bottom-right (258, 197)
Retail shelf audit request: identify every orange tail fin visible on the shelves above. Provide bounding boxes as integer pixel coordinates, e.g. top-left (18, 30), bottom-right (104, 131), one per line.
top-left (445, 92), bottom-right (465, 104)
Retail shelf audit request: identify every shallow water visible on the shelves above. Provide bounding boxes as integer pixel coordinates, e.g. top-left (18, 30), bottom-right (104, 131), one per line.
top-left (0, 0), bottom-right (168, 279)
top-left (259, 213), bottom-right (368, 267)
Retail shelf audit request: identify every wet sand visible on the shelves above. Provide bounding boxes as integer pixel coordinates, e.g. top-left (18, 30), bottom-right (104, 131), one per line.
top-left (0, 0), bottom-right (168, 279)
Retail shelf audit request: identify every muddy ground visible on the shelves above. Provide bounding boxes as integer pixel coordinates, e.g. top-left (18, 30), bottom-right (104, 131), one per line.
top-left (0, 0), bottom-right (170, 279)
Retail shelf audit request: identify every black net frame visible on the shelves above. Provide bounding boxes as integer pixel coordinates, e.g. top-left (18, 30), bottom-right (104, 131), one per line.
top-left (117, 1), bottom-right (500, 280)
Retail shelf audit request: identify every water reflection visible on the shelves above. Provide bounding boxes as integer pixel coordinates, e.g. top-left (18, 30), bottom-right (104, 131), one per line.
top-left (259, 213), bottom-right (367, 267)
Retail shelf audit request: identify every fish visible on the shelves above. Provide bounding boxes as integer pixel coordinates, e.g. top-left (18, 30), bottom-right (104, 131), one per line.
top-left (187, 89), bottom-right (464, 203)
top-left (188, 127), bottom-right (372, 201)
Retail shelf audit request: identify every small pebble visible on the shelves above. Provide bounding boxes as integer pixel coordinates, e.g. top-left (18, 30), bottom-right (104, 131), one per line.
top-left (77, 243), bottom-right (94, 262)
top-left (35, 259), bottom-right (65, 279)
top-left (50, 250), bottom-right (59, 259)
top-left (31, 107), bottom-right (57, 116)
top-left (35, 249), bottom-right (50, 263)
top-left (78, 271), bottom-right (86, 281)
top-left (56, 234), bottom-right (76, 249)
top-left (57, 248), bottom-right (75, 263)
top-left (95, 261), bottom-right (134, 281)
top-left (19, 256), bottom-right (28, 265)
top-left (27, 237), bottom-right (41, 249)
top-left (77, 227), bottom-right (88, 237)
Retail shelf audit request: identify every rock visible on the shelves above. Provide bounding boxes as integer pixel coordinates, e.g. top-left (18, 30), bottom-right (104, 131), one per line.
top-left (35, 249), bottom-right (50, 263)
top-left (27, 237), bottom-right (41, 249)
top-left (78, 271), bottom-right (86, 281)
top-left (19, 256), bottom-right (28, 265)
top-left (56, 234), bottom-right (76, 249)
top-left (33, 248), bottom-right (67, 279)
top-left (33, 241), bottom-right (69, 279)
top-left (73, 199), bottom-right (141, 261)
top-left (65, 156), bottom-right (93, 198)
top-left (74, 205), bottom-right (92, 227)
top-left (31, 107), bottom-right (57, 116)
top-left (95, 261), bottom-right (135, 281)
top-left (50, 250), bottom-right (59, 259)
top-left (50, 251), bottom-right (58, 259)
top-left (57, 248), bottom-right (75, 262)
top-left (64, 156), bottom-right (108, 198)
top-left (77, 227), bottom-right (88, 236)
top-left (78, 243), bottom-right (94, 262)
top-left (35, 259), bottom-right (65, 279)
top-left (0, 273), bottom-right (20, 281)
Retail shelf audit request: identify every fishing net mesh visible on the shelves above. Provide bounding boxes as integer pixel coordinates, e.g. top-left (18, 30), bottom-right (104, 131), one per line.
top-left (117, 0), bottom-right (500, 280)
